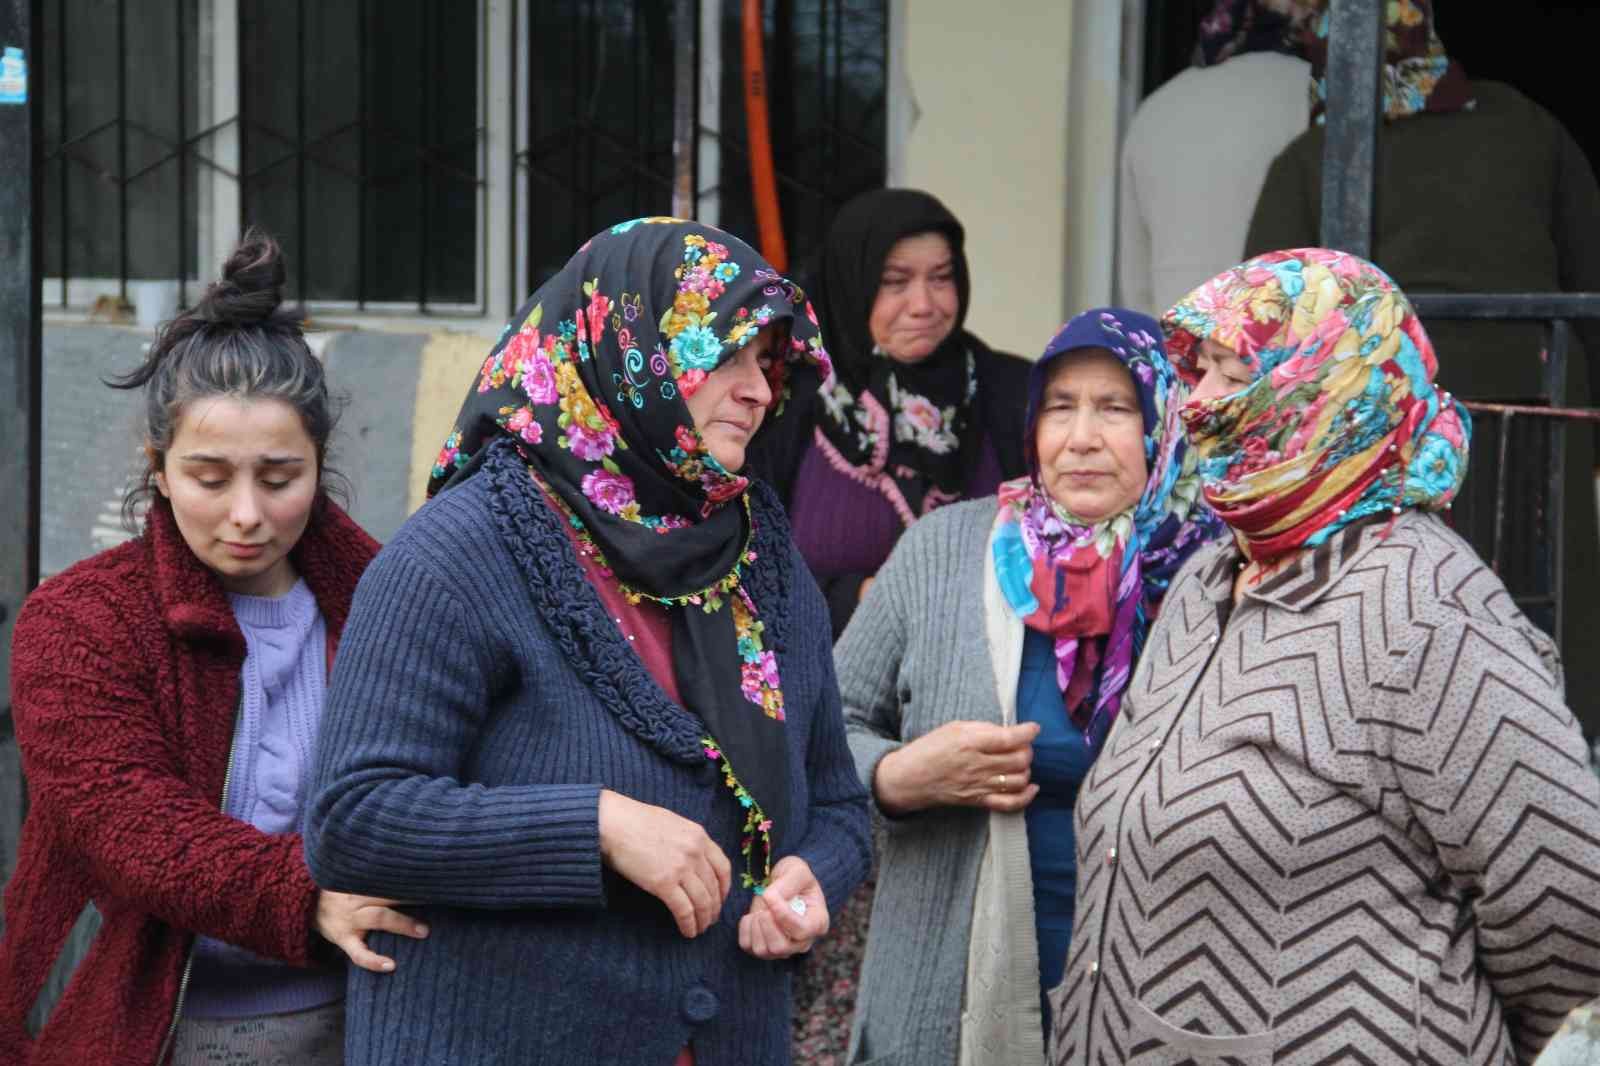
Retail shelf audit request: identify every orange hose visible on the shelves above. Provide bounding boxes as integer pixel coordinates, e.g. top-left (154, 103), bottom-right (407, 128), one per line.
top-left (742, 0), bottom-right (788, 272)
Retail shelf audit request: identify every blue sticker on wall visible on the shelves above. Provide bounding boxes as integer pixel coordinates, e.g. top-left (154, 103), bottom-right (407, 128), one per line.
top-left (0, 47), bottom-right (27, 105)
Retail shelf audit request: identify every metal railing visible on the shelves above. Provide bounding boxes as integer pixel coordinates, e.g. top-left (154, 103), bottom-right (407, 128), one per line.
top-left (1407, 295), bottom-right (1600, 646)
top-left (1319, 0), bottom-right (1598, 651)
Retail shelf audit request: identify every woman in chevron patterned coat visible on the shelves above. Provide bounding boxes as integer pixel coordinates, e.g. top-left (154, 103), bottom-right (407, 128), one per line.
top-left (1048, 248), bottom-right (1600, 1065)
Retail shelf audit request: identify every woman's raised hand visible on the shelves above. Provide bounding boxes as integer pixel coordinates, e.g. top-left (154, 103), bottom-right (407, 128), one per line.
top-left (598, 789), bottom-right (733, 938)
top-left (738, 856), bottom-right (829, 960)
top-left (313, 891), bottom-right (430, 973)
top-left (873, 720), bottom-right (1041, 815)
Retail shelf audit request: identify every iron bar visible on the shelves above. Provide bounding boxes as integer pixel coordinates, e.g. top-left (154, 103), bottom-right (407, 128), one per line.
top-left (1318, 0), bottom-right (1382, 257)
top-left (581, 0), bottom-right (592, 253)
top-left (672, 0), bottom-right (694, 218)
top-left (1491, 411), bottom-right (1512, 576)
top-left (55, 0), bottom-right (64, 307)
top-left (296, 0), bottom-right (307, 313)
top-left (1408, 293), bottom-right (1600, 320)
top-left (508, 0), bottom-right (518, 315)
top-left (357, 0), bottom-right (367, 311)
top-left (235, 118), bottom-right (481, 189)
top-left (1547, 319), bottom-right (1570, 643)
top-left (633, 1), bottom-right (643, 220)
top-left (1459, 400), bottom-right (1600, 422)
top-left (49, 113), bottom-right (118, 154)
top-left (176, 0), bottom-right (187, 309)
top-left (111, 131), bottom-right (238, 184)
top-left (116, 0), bottom-right (127, 299)
top-left (237, 0), bottom-right (248, 233)
top-left (417, 0), bottom-right (430, 311)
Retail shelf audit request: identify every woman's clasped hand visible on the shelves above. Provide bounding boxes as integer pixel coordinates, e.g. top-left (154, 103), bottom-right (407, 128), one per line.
top-left (737, 857), bottom-right (831, 959)
top-left (599, 791), bottom-right (830, 955)
top-left (312, 891), bottom-right (430, 973)
top-left (873, 721), bottom-right (1042, 815)
top-left (597, 789), bottom-right (732, 939)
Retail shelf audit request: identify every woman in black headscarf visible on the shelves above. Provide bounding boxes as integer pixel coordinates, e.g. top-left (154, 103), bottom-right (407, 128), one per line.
top-left (749, 188), bottom-right (1032, 640)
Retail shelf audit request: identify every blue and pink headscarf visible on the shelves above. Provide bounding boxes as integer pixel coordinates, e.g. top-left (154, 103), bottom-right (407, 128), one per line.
top-left (993, 308), bottom-right (1222, 743)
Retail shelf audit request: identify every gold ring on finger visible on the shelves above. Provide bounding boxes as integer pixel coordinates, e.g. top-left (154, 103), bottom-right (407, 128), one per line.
top-left (996, 773), bottom-right (1008, 790)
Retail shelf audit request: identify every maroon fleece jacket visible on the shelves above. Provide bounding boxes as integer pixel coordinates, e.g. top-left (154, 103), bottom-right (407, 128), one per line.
top-left (0, 496), bottom-right (376, 1066)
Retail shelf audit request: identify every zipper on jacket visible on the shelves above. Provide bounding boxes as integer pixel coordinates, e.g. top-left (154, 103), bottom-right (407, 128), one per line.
top-left (154, 690), bottom-right (244, 1066)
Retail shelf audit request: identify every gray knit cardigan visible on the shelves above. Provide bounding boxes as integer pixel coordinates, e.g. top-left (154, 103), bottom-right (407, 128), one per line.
top-left (838, 498), bottom-right (1049, 1066)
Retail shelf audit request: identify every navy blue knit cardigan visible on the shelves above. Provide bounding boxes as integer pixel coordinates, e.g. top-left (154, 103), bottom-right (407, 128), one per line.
top-left (305, 439), bottom-right (872, 1066)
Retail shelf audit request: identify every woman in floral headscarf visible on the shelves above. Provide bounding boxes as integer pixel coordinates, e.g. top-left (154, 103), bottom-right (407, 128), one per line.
top-left (1049, 249), bottom-right (1600, 1066)
top-left (1246, 0), bottom-right (1600, 732)
top-left (303, 219), bottom-right (871, 1066)
top-left (835, 308), bottom-right (1219, 1065)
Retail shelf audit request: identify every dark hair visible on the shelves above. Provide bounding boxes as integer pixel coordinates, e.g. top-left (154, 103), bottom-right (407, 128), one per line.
top-left (108, 228), bottom-right (348, 529)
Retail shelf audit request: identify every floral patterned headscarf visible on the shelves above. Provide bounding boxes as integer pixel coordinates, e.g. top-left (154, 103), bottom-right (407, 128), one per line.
top-left (428, 217), bottom-right (830, 886)
top-left (993, 309), bottom-right (1221, 744)
top-left (1193, 0), bottom-right (1322, 67)
top-left (1303, 0), bottom-right (1473, 122)
top-left (1162, 248), bottom-right (1471, 563)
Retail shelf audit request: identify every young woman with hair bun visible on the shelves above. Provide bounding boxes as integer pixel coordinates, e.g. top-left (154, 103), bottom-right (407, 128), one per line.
top-left (0, 230), bottom-right (425, 1066)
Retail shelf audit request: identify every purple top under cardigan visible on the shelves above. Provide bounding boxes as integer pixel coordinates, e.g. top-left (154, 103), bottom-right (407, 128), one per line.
top-left (789, 434), bottom-right (1004, 580)
top-left (187, 578), bottom-right (343, 1018)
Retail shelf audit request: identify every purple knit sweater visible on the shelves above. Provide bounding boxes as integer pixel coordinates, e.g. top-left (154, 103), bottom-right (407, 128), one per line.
top-left (186, 578), bottom-right (343, 1018)
top-left (789, 435), bottom-right (1004, 579)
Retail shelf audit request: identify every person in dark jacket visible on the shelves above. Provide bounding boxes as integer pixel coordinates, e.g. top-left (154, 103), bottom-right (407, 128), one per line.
top-left (1244, 0), bottom-right (1600, 733)
top-left (0, 232), bottom-right (418, 1066)
top-left (748, 188), bottom-right (1032, 640)
top-left (304, 218), bottom-right (872, 1066)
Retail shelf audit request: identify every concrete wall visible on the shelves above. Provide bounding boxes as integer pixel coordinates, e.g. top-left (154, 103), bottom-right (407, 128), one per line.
top-left (35, 322), bottom-right (477, 580)
top-left (893, 1), bottom-right (1075, 359)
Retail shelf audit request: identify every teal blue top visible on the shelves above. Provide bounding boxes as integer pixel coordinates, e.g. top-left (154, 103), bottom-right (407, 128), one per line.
top-left (1016, 627), bottom-right (1096, 1032)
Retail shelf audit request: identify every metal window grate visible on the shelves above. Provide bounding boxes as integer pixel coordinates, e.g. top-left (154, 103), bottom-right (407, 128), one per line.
top-left (517, 0), bottom-right (888, 298)
top-left (41, 0), bottom-right (488, 315)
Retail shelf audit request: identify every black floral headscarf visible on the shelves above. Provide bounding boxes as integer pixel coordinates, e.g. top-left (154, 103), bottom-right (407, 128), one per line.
top-left (428, 217), bottom-right (831, 886)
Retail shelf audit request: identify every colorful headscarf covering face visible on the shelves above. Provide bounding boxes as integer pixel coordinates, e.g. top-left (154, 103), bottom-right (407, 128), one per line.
top-left (428, 217), bottom-right (831, 888)
top-left (992, 308), bottom-right (1222, 745)
top-left (1162, 247), bottom-right (1471, 564)
top-left (1304, 0), bottom-right (1473, 122)
top-left (809, 188), bottom-right (984, 525)
top-left (1193, 0), bottom-right (1322, 68)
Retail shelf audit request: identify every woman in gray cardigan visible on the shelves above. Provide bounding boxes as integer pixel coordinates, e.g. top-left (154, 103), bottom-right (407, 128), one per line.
top-left (1049, 249), bottom-right (1600, 1065)
top-left (837, 308), bottom-right (1220, 1065)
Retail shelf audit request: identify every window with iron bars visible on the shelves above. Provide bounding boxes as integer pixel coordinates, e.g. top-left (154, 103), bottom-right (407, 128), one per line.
top-left (41, 0), bottom-right (486, 315)
top-left (520, 0), bottom-right (888, 296)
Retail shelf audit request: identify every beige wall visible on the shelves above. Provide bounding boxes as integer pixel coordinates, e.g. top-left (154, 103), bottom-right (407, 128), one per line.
top-left (894, 1), bottom-right (1075, 359)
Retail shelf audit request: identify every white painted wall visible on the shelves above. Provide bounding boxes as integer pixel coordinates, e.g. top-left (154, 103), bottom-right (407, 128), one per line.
top-left (893, 1), bottom-right (1075, 359)
top-left (1064, 0), bottom-right (1124, 317)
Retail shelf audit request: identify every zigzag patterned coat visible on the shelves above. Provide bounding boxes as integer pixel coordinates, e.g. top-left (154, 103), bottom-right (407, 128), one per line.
top-left (1048, 510), bottom-right (1600, 1065)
